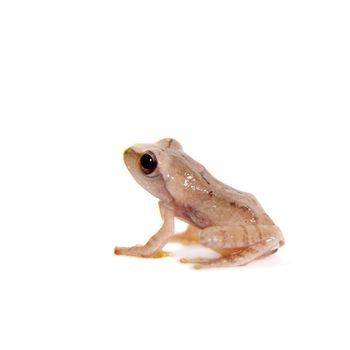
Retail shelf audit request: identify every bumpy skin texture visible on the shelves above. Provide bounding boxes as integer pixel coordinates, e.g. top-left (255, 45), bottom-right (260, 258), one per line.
top-left (114, 138), bottom-right (284, 269)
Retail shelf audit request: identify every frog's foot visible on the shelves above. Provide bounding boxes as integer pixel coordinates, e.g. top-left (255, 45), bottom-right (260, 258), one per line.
top-left (150, 250), bottom-right (172, 258)
top-left (169, 225), bottom-right (201, 245)
top-left (181, 255), bottom-right (245, 270)
top-left (114, 246), bottom-right (172, 258)
top-left (180, 257), bottom-right (235, 270)
top-left (180, 257), bottom-right (213, 264)
top-left (169, 234), bottom-right (199, 245)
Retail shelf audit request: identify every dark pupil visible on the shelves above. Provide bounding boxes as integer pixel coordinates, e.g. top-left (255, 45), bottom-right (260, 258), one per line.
top-left (140, 153), bottom-right (157, 174)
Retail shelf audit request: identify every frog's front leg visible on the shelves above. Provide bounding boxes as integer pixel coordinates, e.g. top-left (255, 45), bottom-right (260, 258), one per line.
top-left (181, 225), bottom-right (284, 269)
top-left (114, 203), bottom-right (174, 258)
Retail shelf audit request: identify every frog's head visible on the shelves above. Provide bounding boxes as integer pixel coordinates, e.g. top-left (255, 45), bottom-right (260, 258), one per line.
top-left (123, 138), bottom-right (183, 203)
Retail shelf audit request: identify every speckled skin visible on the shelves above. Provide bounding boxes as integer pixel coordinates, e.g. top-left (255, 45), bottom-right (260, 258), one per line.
top-left (114, 138), bottom-right (284, 269)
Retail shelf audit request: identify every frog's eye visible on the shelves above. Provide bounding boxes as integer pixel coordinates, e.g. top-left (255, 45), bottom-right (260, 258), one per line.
top-left (140, 152), bottom-right (158, 175)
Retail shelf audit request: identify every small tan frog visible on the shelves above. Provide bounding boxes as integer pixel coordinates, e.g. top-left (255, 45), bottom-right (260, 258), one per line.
top-left (115, 138), bottom-right (284, 269)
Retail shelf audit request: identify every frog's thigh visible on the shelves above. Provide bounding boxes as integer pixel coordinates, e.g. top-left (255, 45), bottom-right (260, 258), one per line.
top-left (184, 225), bottom-right (283, 268)
top-left (200, 225), bottom-right (284, 251)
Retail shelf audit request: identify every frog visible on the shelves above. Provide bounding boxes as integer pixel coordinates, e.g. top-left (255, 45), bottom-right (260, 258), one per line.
top-left (114, 138), bottom-right (284, 269)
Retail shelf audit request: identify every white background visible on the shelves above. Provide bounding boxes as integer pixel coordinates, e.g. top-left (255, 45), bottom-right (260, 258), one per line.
top-left (1, 1), bottom-right (349, 349)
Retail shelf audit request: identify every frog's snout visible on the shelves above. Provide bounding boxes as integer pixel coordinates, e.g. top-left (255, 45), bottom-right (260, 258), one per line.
top-left (123, 147), bottom-right (135, 157)
top-left (123, 147), bottom-right (138, 169)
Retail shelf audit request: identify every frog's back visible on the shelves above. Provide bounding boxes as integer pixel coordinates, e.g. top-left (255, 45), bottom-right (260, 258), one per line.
top-left (166, 151), bottom-right (274, 228)
top-left (215, 184), bottom-right (274, 226)
top-left (191, 170), bottom-right (275, 228)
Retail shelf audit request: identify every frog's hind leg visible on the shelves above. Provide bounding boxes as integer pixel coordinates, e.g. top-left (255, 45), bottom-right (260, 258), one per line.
top-left (181, 225), bottom-right (284, 269)
top-left (184, 239), bottom-right (280, 269)
top-left (169, 225), bottom-right (201, 245)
